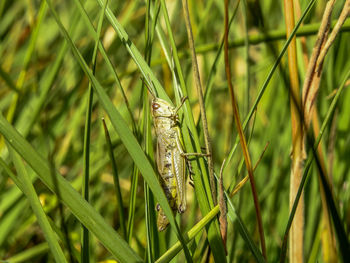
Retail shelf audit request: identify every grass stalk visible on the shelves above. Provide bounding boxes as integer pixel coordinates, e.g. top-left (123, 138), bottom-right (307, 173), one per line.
top-left (181, 0), bottom-right (216, 205)
top-left (283, 0), bottom-right (304, 262)
top-left (143, 1), bottom-right (159, 260)
top-left (102, 119), bottom-right (127, 238)
top-left (301, 2), bottom-right (350, 262)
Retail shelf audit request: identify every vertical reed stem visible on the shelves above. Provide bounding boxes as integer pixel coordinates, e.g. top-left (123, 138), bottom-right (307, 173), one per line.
top-left (283, 0), bottom-right (304, 262)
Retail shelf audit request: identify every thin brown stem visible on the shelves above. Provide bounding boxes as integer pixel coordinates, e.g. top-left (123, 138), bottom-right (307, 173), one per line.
top-left (181, 0), bottom-right (216, 204)
top-left (316, 0), bottom-right (350, 73)
top-left (302, 0), bottom-right (335, 127)
top-left (224, 0), bottom-right (267, 259)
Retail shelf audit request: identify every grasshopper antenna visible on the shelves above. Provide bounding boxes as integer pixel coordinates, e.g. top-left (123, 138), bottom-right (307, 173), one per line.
top-left (140, 75), bottom-right (157, 99)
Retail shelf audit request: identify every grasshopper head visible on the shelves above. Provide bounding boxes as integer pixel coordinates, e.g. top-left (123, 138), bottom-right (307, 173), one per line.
top-left (151, 98), bottom-right (175, 118)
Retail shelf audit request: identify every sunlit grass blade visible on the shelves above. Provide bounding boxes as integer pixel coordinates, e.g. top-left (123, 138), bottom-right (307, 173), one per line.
top-left (14, 8), bottom-right (81, 138)
top-left (70, 0), bottom-right (136, 130)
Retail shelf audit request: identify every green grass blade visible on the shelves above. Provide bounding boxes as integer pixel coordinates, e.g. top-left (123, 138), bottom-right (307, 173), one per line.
top-left (102, 119), bottom-right (127, 238)
top-left (5, 0), bottom-right (47, 124)
top-left (0, 65), bottom-right (18, 92)
top-left (6, 148), bottom-right (68, 263)
top-left (143, 1), bottom-right (159, 261)
top-left (81, 1), bottom-right (108, 262)
top-left (127, 166), bottom-right (139, 244)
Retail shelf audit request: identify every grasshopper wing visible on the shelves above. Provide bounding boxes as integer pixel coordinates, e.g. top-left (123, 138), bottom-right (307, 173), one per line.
top-left (173, 131), bottom-right (186, 213)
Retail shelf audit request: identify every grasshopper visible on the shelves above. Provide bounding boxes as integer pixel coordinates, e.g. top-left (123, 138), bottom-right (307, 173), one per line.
top-left (151, 96), bottom-right (187, 231)
top-left (142, 77), bottom-right (188, 230)
top-left (143, 78), bottom-right (208, 231)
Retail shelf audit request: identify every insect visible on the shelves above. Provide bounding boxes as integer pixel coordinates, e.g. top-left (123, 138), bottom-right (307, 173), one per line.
top-left (150, 96), bottom-right (187, 231)
top-left (142, 77), bottom-right (208, 231)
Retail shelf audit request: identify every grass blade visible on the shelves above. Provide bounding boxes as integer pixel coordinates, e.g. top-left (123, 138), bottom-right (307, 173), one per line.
top-left (6, 148), bottom-right (68, 263)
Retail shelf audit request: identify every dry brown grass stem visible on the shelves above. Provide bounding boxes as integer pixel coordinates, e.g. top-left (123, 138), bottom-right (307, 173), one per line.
top-left (302, 0), bottom-right (348, 127)
top-left (316, 0), bottom-right (350, 74)
top-left (283, 0), bottom-right (304, 262)
top-left (181, 0), bottom-right (216, 205)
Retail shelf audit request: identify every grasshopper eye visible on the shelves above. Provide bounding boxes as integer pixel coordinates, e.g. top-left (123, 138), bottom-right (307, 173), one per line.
top-left (152, 103), bottom-right (160, 110)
